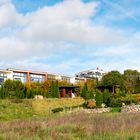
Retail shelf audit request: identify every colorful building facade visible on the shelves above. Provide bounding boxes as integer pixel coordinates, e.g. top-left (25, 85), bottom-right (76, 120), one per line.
top-left (0, 68), bottom-right (86, 85)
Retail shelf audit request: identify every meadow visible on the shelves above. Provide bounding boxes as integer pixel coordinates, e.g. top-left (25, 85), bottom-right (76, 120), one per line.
top-left (0, 98), bottom-right (84, 121)
top-left (0, 98), bottom-right (140, 140)
top-left (0, 111), bottom-right (140, 140)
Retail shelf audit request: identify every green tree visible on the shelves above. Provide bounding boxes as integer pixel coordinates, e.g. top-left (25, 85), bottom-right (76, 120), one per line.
top-left (101, 71), bottom-right (124, 93)
top-left (81, 83), bottom-right (89, 100)
top-left (95, 89), bottom-right (103, 107)
top-left (54, 81), bottom-right (60, 98)
top-left (50, 81), bottom-right (60, 98)
top-left (4, 79), bottom-right (13, 91)
top-left (103, 89), bottom-right (111, 106)
top-left (123, 69), bottom-right (140, 93)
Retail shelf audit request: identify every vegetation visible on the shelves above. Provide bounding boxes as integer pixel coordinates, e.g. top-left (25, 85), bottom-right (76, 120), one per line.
top-left (103, 89), bottom-right (111, 106)
top-left (95, 89), bottom-right (103, 107)
top-left (0, 112), bottom-right (139, 140)
top-left (0, 69), bottom-right (139, 107)
top-left (0, 80), bottom-right (67, 99)
top-left (123, 69), bottom-right (140, 93)
top-left (0, 98), bottom-right (84, 121)
top-left (0, 69), bottom-right (140, 139)
top-left (101, 70), bottom-right (124, 93)
top-left (80, 70), bottom-right (140, 108)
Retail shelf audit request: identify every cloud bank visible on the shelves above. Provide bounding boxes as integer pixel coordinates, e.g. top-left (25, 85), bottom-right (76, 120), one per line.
top-left (0, 0), bottom-right (140, 74)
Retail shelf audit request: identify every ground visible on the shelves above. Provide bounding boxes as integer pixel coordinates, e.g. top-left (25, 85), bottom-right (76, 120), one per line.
top-left (0, 98), bottom-right (140, 140)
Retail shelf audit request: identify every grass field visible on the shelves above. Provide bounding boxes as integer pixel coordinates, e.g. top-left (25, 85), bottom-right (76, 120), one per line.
top-left (0, 112), bottom-right (140, 140)
top-left (0, 98), bottom-right (84, 121)
top-left (0, 98), bottom-right (140, 140)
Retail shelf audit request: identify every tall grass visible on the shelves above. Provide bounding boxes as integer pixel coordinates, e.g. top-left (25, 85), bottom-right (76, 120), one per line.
top-left (0, 98), bottom-right (84, 121)
top-left (0, 112), bottom-right (140, 140)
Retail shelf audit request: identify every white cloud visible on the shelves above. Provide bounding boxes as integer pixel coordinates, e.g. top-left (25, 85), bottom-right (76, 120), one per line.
top-left (18, 0), bottom-right (127, 45)
top-left (0, 0), bottom-right (140, 74)
top-left (0, 1), bottom-right (24, 29)
top-left (0, 0), bottom-right (10, 5)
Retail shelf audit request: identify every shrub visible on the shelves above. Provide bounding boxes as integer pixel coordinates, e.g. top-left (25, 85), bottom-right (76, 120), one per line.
top-left (95, 90), bottom-right (103, 108)
top-left (50, 81), bottom-right (60, 98)
top-left (103, 89), bottom-right (111, 106)
top-left (111, 107), bottom-right (121, 112)
top-left (52, 107), bottom-right (64, 113)
top-left (136, 93), bottom-right (140, 102)
top-left (87, 99), bottom-right (96, 108)
top-left (109, 98), bottom-right (122, 107)
top-left (81, 83), bottom-right (89, 100)
top-left (121, 94), bottom-right (137, 105)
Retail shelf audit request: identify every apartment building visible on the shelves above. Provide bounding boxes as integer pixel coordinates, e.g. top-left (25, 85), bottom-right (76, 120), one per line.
top-left (0, 69), bottom-right (11, 84)
top-left (0, 68), bottom-right (86, 85)
top-left (0, 68), bottom-right (47, 84)
top-left (75, 68), bottom-right (106, 80)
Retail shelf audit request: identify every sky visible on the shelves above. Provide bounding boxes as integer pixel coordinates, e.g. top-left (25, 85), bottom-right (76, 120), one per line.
top-left (0, 0), bottom-right (140, 75)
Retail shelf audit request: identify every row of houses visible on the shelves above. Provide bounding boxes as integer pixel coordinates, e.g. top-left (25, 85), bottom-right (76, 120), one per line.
top-left (0, 68), bottom-right (106, 85)
top-left (0, 68), bottom-right (85, 85)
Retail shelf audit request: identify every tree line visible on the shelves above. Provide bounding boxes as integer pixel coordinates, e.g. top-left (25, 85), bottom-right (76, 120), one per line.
top-left (0, 79), bottom-right (61, 99)
top-left (0, 69), bottom-right (140, 108)
top-left (80, 69), bottom-right (140, 108)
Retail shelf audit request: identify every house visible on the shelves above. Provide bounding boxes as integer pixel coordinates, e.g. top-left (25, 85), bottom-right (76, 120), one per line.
top-left (0, 68), bottom-right (86, 85)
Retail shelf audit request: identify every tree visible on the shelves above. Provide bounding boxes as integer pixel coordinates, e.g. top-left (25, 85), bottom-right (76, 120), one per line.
top-left (81, 83), bottom-right (89, 100)
top-left (3, 79), bottom-right (25, 99)
top-left (95, 89), bottom-right (103, 107)
top-left (123, 69), bottom-right (140, 93)
top-left (54, 81), bottom-right (60, 98)
top-left (4, 79), bottom-right (13, 91)
top-left (86, 79), bottom-right (96, 91)
top-left (103, 89), bottom-right (111, 106)
top-left (101, 71), bottom-right (124, 93)
top-left (50, 81), bottom-right (60, 98)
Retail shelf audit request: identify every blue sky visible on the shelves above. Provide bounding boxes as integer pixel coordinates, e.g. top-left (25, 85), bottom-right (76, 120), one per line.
top-left (0, 0), bottom-right (140, 75)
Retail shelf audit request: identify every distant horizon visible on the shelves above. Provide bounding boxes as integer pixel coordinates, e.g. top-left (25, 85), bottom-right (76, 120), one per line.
top-left (0, 0), bottom-right (140, 75)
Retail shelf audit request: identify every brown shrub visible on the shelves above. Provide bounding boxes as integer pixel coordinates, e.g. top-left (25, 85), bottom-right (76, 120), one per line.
top-left (87, 99), bottom-right (96, 108)
top-left (136, 93), bottom-right (140, 102)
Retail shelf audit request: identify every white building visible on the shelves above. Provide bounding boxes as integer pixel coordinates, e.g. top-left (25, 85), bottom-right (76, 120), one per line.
top-left (0, 68), bottom-right (86, 85)
top-left (75, 68), bottom-right (106, 80)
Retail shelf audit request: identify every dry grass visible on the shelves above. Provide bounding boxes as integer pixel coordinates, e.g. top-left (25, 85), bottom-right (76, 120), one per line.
top-left (32, 97), bottom-right (84, 116)
top-left (0, 98), bottom-right (84, 121)
top-left (0, 112), bottom-right (140, 140)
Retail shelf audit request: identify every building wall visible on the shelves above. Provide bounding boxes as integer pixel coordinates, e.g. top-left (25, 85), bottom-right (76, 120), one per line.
top-left (0, 68), bottom-right (87, 85)
top-left (75, 68), bottom-right (106, 80)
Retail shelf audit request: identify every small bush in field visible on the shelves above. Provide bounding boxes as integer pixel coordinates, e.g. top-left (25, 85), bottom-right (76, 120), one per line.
top-left (52, 107), bottom-right (64, 113)
top-left (111, 107), bottom-right (121, 112)
top-left (87, 99), bottom-right (96, 108)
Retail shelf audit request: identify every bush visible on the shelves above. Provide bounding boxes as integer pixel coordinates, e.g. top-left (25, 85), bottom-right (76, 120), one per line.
top-left (109, 98), bottom-right (122, 107)
top-left (81, 83), bottom-right (89, 100)
top-left (111, 107), bottom-right (121, 112)
top-left (87, 99), bottom-right (96, 108)
top-left (121, 94), bottom-right (137, 105)
top-left (95, 90), bottom-right (103, 108)
top-left (52, 107), bottom-right (64, 113)
top-left (136, 93), bottom-right (140, 102)
top-left (103, 89), bottom-right (111, 106)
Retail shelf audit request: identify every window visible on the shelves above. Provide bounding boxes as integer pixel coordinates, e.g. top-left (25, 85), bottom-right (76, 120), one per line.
top-left (0, 78), bottom-right (4, 84)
